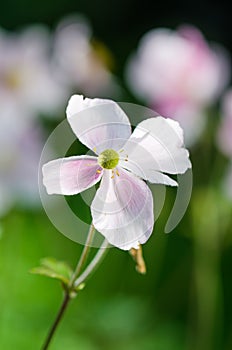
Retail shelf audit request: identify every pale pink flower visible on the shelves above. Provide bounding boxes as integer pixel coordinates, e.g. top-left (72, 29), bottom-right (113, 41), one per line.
top-left (217, 89), bottom-right (232, 157)
top-left (43, 95), bottom-right (191, 250)
top-left (126, 25), bottom-right (230, 145)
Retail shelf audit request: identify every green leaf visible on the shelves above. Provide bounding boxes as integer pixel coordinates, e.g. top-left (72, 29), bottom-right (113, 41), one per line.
top-left (30, 257), bottom-right (73, 285)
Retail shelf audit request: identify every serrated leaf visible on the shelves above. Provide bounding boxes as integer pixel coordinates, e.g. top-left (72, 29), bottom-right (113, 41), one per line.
top-left (30, 257), bottom-right (73, 285)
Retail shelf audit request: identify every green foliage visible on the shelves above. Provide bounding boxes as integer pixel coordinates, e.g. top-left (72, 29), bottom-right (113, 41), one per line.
top-left (30, 257), bottom-right (73, 286)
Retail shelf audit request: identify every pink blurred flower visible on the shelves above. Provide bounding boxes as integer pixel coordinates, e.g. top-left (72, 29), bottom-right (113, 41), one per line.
top-left (217, 89), bottom-right (232, 157)
top-left (52, 16), bottom-right (119, 98)
top-left (126, 25), bottom-right (230, 145)
top-left (42, 94), bottom-right (191, 250)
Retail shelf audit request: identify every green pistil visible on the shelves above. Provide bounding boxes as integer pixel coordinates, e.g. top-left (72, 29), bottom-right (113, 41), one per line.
top-left (98, 149), bottom-right (119, 169)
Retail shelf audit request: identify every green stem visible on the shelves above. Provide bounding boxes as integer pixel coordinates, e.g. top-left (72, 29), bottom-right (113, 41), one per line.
top-left (189, 191), bottom-right (224, 350)
top-left (41, 223), bottom-right (109, 350)
top-left (41, 291), bottom-right (70, 350)
top-left (74, 239), bottom-right (110, 288)
top-left (69, 223), bottom-right (95, 286)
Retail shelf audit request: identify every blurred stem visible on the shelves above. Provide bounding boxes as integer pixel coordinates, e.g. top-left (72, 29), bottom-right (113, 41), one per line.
top-left (193, 236), bottom-right (222, 350)
top-left (41, 223), bottom-right (109, 350)
top-left (189, 190), bottom-right (224, 350)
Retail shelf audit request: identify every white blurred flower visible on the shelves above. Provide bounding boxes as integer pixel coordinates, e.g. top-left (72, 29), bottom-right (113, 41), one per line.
top-left (0, 25), bottom-right (62, 216)
top-left (52, 16), bottom-right (118, 97)
top-left (0, 25), bottom-right (66, 119)
top-left (217, 89), bottom-right (232, 157)
top-left (0, 119), bottom-right (45, 216)
top-left (126, 25), bottom-right (230, 145)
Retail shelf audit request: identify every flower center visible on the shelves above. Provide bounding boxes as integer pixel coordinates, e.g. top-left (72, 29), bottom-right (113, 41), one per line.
top-left (98, 149), bottom-right (119, 169)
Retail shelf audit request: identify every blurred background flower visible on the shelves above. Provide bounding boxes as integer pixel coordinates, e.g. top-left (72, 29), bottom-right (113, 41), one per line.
top-left (0, 119), bottom-right (44, 216)
top-left (52, 15), bottom-right (120, 99)
top-left (0, 26), bottom-right (66, 118)
top-left (126, 26), bottom-right (230, 145)
top-left (0, 25), bottom-right (63, 217)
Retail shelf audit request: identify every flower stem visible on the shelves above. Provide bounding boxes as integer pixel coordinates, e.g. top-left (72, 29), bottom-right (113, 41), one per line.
top-left (41, 224), bottom-right (109, 350)
top-left (69, 222), bottom-right (96, 286)
top-left (41, 291), bottom-right (70, 350)
top-left (74, 239), bottom-right (110, 288)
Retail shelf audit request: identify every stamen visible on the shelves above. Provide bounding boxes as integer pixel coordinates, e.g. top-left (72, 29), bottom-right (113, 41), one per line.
top-left (119, 154), bottom-right (129, 162)
top-left (111, 170), bottom-right (115, 179)
top-left (119, 149), bottom-right (124, 153)
top-left (116, 169), bottom-right (120, 176)
top-left (96, 169), bottom-right (102, 174)
top-left (93, 147), bottom-right (97, 153)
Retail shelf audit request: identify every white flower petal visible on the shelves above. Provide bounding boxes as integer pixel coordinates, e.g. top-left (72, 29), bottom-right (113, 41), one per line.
top-left (42, 155), bottom-right (102, 195)
top-left (91, 168), bottom-right (154, 250)
top-left (119, 117), bottom-right (191, 185)
top-left (162, 104), bottom-right (207, 147)
top-left (66, 95), bottom-right (131, 153)
top-left (119, 158), bottom-right (178, 186)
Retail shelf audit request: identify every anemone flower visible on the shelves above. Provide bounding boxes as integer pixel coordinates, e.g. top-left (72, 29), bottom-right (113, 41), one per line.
top-left (43, 95), bottom-right (191, 250)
